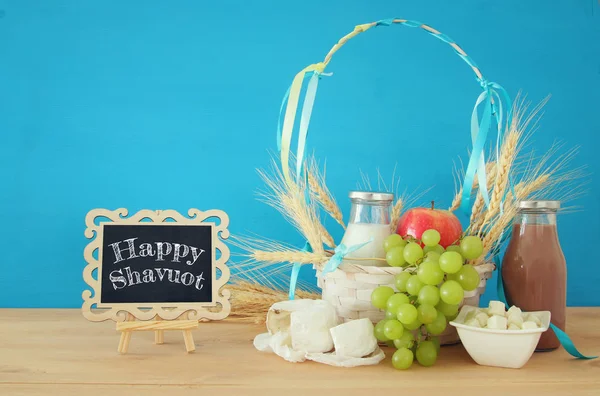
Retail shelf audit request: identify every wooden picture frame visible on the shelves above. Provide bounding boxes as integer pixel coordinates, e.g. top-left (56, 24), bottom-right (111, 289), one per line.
top-left (82, 208), bottom-right (231, 323)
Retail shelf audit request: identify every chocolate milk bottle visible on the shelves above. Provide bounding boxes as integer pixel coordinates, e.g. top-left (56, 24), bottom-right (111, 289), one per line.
top-left (502, 200), bottom-right (566, 351)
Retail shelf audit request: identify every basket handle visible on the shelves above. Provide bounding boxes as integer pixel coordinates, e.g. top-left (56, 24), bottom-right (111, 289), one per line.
top-left (323, 19), bottom-right (485, 82)
top-left (277, 18), bottom-right (512, 216)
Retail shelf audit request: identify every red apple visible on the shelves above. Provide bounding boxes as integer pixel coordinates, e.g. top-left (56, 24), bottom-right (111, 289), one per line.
top-left (397, 204), bottom-right (463, 248)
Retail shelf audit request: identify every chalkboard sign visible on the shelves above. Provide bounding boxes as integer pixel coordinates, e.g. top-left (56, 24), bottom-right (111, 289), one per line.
top-left (101, 224), bottom-right (213, 304)
top-left (82, 209), bottom-right (231, 323)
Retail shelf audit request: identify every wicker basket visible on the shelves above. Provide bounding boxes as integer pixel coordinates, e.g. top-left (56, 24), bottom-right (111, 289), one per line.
top-left (274, 18), bottom-right (511, 345)
top-left (316, 262), bottom-right (495, 345)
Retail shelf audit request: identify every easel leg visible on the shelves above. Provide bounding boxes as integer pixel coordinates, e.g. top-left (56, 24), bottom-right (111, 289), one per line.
top-left (117, 314), bottom-right (134, 354)
top-left (154, 316), bottom-right (164, 345)
top-left (182, 330), bottom-right (195, 353)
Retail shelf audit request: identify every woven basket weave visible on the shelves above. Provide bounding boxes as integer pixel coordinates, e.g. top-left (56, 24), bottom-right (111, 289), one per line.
top-left (316, 262), bottom-right (495, 344)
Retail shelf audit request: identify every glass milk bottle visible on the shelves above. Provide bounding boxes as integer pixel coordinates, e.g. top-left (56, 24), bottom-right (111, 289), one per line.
top-left (340, 191), bottom-right (393, 267)
top-left (502, 200), bottom-right (566, 351)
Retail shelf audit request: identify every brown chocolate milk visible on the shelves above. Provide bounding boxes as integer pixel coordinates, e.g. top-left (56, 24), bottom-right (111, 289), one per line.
top-left (502, 201), bottom-right (566, 351)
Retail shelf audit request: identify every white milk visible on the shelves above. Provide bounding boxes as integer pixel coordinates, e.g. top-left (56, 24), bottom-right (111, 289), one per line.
top-left (340, 223), bottom-right (391, 267)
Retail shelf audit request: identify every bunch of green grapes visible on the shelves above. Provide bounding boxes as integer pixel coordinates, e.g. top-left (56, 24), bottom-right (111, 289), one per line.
top-left (373, 230), bottom-right (484, 370)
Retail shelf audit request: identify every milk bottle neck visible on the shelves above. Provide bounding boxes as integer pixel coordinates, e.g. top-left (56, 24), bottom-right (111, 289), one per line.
top-left (349, 198), bottom-right (391, 225)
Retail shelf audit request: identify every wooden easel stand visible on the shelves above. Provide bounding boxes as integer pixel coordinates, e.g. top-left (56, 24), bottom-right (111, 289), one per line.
top-left (116, 315), bottom-right (198, 354)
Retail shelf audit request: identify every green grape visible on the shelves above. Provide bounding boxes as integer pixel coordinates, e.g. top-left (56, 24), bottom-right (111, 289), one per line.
top-left (385, 310), bottom-right (397, 320)
top-left (393, 331), bottom-right (415, 349)
top-left (446, 245), bottom-right (462, 254)
top-left (418, 285), bottom-right (440, 306)
top-left (423, 251), bottom-right (441, 262)
top-left (394, 272), bottom-right (411, 292)
top-left (374, 319), bottom-right (390, 342)
top-left (431, 336), bottom-right (441, 352)
top-left (456, 264), bottom-right (480, 291)
top-left (425, 311), bottom-right (447, 335)
top-left (421, 229), bottom-right (441, 247)
top-left (384, 319), bottom-right (405, 339)
top-left (384, 233), bottom-right (405, 252)
top-left (436, 300), bottom-right (460, 318)
top-left (403, 242), bottom-right (424, 264)
top-left (439, 251), bottom-right (464, 274)
top-left (460, 236), bottom-right (484, 260)
top-left (445, 272), bottom-right (459, 282)
top-left (386, 340), bottom-right (396, 348)
top-left (417, 261), bottom-right (445, 286)
top-left (446, 311), bottom-right (459, 321)
top-left (392, 347), bottom-right (414, 370)
top-left (405, 275), bottom-right (424, 296)
top-left (439, 280), bottom-right (464, 305)
top-left (371, 286), bottom-right (395, 309)
top-left (403, 318), bottom-right (423, 331)
top-left (416, 341), bottom-right (438, 367)
top-left (396, 303), bottom-right (418, 325)
top-left (386, 246), bottom-right (406, 267)
top-left (386, 293), bottom-right (410, 315)
top-left (417, 304), bottom-right (438, 325)
top-left (424, 244), bottom-right (445, 255)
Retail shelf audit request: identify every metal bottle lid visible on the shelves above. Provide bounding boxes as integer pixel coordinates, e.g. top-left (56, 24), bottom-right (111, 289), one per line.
top-left (348, 191), bottom-right (394, 202)
top-left (518, 200), bottom-right (560, 210)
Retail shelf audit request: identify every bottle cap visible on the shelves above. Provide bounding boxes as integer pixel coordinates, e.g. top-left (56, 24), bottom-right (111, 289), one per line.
top-left (348, 191), bottom-right (394, 202)
top-left (518, 200), bottom-right (560, 210)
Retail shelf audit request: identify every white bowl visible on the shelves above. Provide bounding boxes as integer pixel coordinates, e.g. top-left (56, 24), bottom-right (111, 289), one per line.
top-left (450, 305), bottom-right (551, 369)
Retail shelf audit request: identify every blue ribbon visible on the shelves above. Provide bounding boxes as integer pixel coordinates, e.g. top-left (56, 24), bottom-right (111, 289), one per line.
top-left (494, 255), bottom-right (597, 359)
top-left (288, 241), bottom-right (312, 300)
top-left (321, 238), bottom-right (373, 276)
top-left (276, 70), bottom-right (331, 182)
top-left (460, 81), bottom-right (513, 215)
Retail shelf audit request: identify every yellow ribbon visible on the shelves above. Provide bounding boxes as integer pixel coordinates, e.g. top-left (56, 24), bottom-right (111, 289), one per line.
top-left (280, 62), bottom-right (326, 185)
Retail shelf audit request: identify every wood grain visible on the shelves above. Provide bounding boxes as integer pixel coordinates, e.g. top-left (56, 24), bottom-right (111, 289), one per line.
top-left (0, 309), bottom-right (599, 396)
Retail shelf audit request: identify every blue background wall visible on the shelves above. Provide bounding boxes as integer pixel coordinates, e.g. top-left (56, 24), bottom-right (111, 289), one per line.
top-left (1, 1), bottom-right (598, 308)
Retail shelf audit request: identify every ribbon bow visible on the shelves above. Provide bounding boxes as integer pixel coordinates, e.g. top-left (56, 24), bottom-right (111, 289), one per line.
top-left (321, 238), bottom-right (373, 276)
top-left (459, 79), bottom-right (513, 214)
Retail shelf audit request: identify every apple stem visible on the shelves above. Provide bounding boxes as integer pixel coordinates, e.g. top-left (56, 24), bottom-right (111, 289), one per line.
top-left (431, 200), bottom-right (435, 210)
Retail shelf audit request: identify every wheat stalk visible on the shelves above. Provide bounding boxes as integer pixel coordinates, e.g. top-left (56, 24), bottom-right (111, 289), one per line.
top-left (317, 222), bottom-right (336, 247)
top-left (257, 160), bottom-right (324, 256)
top-left (253, 250), bottom-right (329, 265)
top-left (308, 163), bottom-right (345, 230)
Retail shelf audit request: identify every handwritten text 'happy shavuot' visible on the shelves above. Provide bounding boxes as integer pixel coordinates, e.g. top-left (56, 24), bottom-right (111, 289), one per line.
top-left (108, 238), bottom-right (206, 291)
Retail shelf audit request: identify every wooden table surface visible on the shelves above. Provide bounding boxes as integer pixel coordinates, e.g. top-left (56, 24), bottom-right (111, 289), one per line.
top-left (0, 308), bottom-right (599, 396)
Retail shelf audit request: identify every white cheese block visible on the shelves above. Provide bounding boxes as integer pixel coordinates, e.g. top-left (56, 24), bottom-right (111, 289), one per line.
top-left (465, 318), bottom-right (482, 328)
top-left (522, 321), bottom-right (538, 329)
top-left (488, 300), bottom-right (506, 317)
top-left (487, 315), bottom-right (508, 330)
top-left (477, 308), bottom-right (489, 315)
top-left (508, 323), bottom-right (521, 330)
top-left (475, 312), bottom-right (490, 327)
top-left (290, 308), bottom-right (336, 353)
top-left (525, 314), bottom-right (542, 327)
top-left (329, 318), bottom-right (377, 358)
top-left (507, 311), bottom-right (524, 327)
top-left (464, 311), bottom-right (477, 323)
top-left (507, 305), bottom-right (522, 317)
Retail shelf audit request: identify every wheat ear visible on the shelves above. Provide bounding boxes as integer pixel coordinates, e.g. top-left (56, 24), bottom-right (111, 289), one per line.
top-left (307, 162), bottom-right (345, 230)
top-left (450, 161), bottom-right (496, 212)
top-left (390, 198), bottom-right (403, 233)
top-left (477, 129), bottom-right (521, 235)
